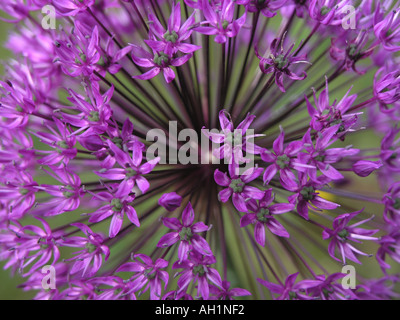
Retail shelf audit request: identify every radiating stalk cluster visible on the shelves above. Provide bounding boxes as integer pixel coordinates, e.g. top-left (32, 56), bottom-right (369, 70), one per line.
top-left (0, 0), bottom-right (400, 300)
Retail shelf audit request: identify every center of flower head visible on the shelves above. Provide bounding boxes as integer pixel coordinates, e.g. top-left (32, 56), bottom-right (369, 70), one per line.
top-left (221, 20), bottom-right (229, 30)
top-left (112, 137), bottom-right (123, 149)
top-left (111, 198), bottom-right (123, 212)
top-left (85, 242), bottom-right (97, 253)
top-left (193, 265), bottom-right (206, 276)
top-left (273, 54), bottom-right (289, 70)
top-left (300, 186), bottom-right (315, 201)
top-left (154, 52), bottom-right (170, 66)
top-left (393, 198), bottom-right (400, 210)
top-left (337, 229), bottom-right (349, 239)
top-left (314, 154), bottom-right (325, 162)
top-left (62, 185), bottom-right (75, 198)
top-left (229, 179), bottom-right (244, 193)
top-left (257, 208), bottom-right (270, 222)
top-left (320, 6), bottom-right (331, 15)
top-left (164, 30), bottom-right (179, 43)
top-left (225, 131), bottom-right (243, 146)
top-left (276, 155), bottom-right (290, 169)
top-left (88, 111), bottom-right (100, 122)
top-left (126, 168), bottom-right (137, 177)
top-left (57, 140), bottom-right (69, 149)
top-left (179, 227), bottom-right (193, 241)
top-left (16, 105), bottom-right (23, 112)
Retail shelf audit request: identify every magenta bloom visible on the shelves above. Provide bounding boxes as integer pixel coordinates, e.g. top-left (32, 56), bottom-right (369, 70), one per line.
top-left (240, 189), bottom-right (294, 245)
top-left (55, 23), bottom-right (100, 78)
top-left (157, 202), bottom-right (212, 261)
top-left (287, 172), bottom-right (339, 220)
top-left (261, 129), bottom-right (312, 188)
top-left (116, 254), bottom-right (169, 300)
top-left (173, 252), bottom-right (223, 300)
top-left (306, 78), bottom-right (359, 137)
top-left (146, 2), bottom-right (200, 55)
top-left (214, 166), bottom-right (264, 213)
top-left (62, 223), bottom-right (110, 277)
top-left (352, 160), bottom-right (383, 177)
top-left (301, 125), bottom-right (359, 182)
top-left (54, 0), bottom-right (95, 16)
top-left (131, 45), bottom-right (193, 83)
top-left (236, 0), bottom-right (288, 17)
top-left (94, 140), bottom-right (160, 195)
top-left (194, 0), bottom-right (247, 43)
top-left (255, 37), bottom-right (309, 92)
top-left (209, 281), bottom-right (252, 300)
top-left (32, 168), bottom-right (83, 216)
top-left (322, 209), bottom-right (379, 264)
top-left (1, 218), bottom-right (62, 276)
top-left (202, 110), bottom-right (263, 164)
top-left (34, 117), bottom-right (77, 168)
top-left (383, 181), bottom-right (400, 225)
top-left (88, 187), bottom-right (139, 238)
top-left (158, 192), bottom-right (183, 212)
top-left (258, 272), bottom-right (320, 300)
top-left (374, 7), bottom-right (400, 52)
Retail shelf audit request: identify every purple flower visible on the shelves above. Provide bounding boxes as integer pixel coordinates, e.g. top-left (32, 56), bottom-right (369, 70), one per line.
top-left (55, 23), bottom-right (100, 78)
top-left (301, 125), bottom-right (359, 182)
top-left (258, 273), bottom-right (319, 300)
top-left (202, 110), bottom-right (263, 165)
top-left (306, 78), bottom-right (359, 136)
top-left (240, 189), bottom-right (293, 245)
top-left (62, 82), bottom-right (113, 136)
top-left (261, 128), bottom-right (312, 188)
top-left (89, 276), bottom-right (137, 300)
top-left (308, 0), bottom-right (353, 25)
top-left (354, 276), bottom-right (400, 300)
top-left (116, 254), bottom-right (169, 300)
top-left (373, 67), bottom-right (400, 105)
top-left (209, 281), bottom-right (251, 300)
top-left (255, 37), bottom-right (309, 92)
top-left (88, 187), bottom-right (139, 238)
top-left (0, 218), bottom-right (62, 276)
top-left (194, 0), bottom-right (247, 44)
top-left (383, 181), bottom-right (400, 225)
top-left (32, 168), bottom-right (83, 216)
top-left (322, 209), bottom-right (379, 264)
top-left (287, 172), bottom-right (339, 220)
top-left (33, 118), bottom-right (77, 167)
top-left (377, 229), bottom-right (400, 272)
top-left (214, 166), bottom-right (264, 213)
top-left (131, 44), bottom-right (193, 83)
top-left (146, 2), bottom-right (201, 55)
top-left (236, 0), bottom-right (288, 17)
top-left (94, 140), bottom-right (160, 195)
top-left (62, 223), bottom-right (110, 277)
top-left (54, 0), bottom-right (95, 17)
top-left (157, 202), bottom-right (212, 261)
top-left (158, 192), bottom-right (183, 212)
top-left (374, 7), bottom-right (400, 52)
top-left (304, 273), bottom-right (356, 300)
top-left (173, 251), bottom-right (223, 300)
top-left (352, 160), bottom-right (383, 177)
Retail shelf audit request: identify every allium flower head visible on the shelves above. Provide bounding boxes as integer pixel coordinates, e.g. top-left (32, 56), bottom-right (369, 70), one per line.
top-left (0, 0), bottom-right (400, 301)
